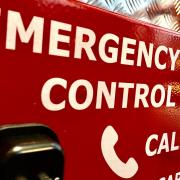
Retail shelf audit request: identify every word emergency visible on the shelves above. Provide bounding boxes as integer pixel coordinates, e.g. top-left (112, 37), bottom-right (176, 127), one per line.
top-left (3, 10), bottom-right (180, 70)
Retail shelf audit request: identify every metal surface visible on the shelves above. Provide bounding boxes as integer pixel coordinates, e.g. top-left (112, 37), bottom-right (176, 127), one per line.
top-left (0, 0), bottom-right (179, 180)
top-left (80, 0), bottom-right (180, 32)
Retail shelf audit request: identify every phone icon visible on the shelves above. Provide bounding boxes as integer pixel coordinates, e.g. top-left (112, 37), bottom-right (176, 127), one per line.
top-left (101, 125), bottom-right (139, 179)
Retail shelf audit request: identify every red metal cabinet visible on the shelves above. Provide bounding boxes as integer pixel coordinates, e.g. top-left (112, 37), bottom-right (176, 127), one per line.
top-left (0, 0), bottom-right (179, 180)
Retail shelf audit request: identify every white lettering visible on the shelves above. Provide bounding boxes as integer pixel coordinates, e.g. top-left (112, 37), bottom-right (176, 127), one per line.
top-left (41, 78), bottom-right (67, 111)
top-left (166, 86), bottom-right (176, 107)
top-left (151, 85), bottom-right (165, 108)
top-left (157, 133), bottom-right (169, 154)
top-left (6, 10), bottom-right (44, 53)
top-left (146, 132), bottom-right (179, 157)
top-left (155, 46), bottom-right (168, 70)
top-left (160, 172), bottom-right (180, 180)
top-left (74, 26), bottom-right (96, 60)
top-left (99, 33), bottom-right (119, 63)
top-left (145, 134), bottom-right (158, 156)
top-left (121, 37), bottom-right (136, 66)
top-left (118, 83), bottom-right (134, 108)
top-left (96, 82), bottom-right (116, 109)
top-left (169, 48), bottom-right (180, 71)
top-left (137, 41), bottom-right (153, 68)
top-left (49, 20), bottom-right (72, 57)
top-left (69, 80), bottom-right (93, 110)
top-left (134, 84), bottom-right (149, 108)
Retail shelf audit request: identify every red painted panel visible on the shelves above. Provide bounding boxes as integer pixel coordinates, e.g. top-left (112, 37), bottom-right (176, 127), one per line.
top-left (0, 0), bottom-right (179, 180)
